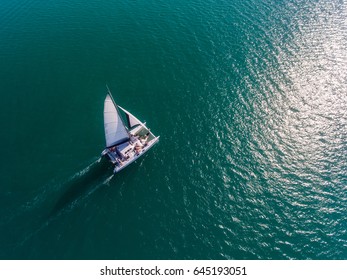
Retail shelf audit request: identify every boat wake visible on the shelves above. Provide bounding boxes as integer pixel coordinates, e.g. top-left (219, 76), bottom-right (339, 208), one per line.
top-left (2, 156), bottom-right (102, 228)
top-left (69, 157), bottom-right (102, 180)
top-left (48, 157), bottom-right (112, 217)
top-left (13, 157), bottom-right (115, 250)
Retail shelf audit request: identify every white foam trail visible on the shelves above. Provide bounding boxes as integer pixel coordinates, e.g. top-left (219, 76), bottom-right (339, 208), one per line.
top-left (69, 157), bottom-right (101, 180)
top-left (14, 156), bottom-right (113, 248)
top-left (10, 156), bottom-right (102, 223)
top-left (56, 175), bottom-right (113, 216)
top-left (102, 174), bottom-right (114, 186)
top-left (77, 174), bottom-right (114, 202)
top-left (17, 173), bottom-right (113, 248)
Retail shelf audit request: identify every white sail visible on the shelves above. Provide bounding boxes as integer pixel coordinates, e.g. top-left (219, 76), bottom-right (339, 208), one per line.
top-left (104, 94), bottom-right (129, 147)
top-left (118, 106), bottom-right (143, 128)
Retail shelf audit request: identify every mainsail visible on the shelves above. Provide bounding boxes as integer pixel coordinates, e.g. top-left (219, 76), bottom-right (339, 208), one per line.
top-left (104, 94), bottom-right (129, 147)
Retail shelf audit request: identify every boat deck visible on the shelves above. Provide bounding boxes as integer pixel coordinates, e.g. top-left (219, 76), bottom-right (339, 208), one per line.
top-left (103, 126), bottom-right (159, 173)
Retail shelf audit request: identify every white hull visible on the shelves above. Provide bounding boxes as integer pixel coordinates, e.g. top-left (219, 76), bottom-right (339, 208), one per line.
top-left (111, 136), bottom-right (159, 173)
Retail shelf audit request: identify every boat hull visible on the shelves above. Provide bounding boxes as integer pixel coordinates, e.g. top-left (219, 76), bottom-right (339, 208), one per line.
top-left (112, 136), bottom-right (159, 173)
top-left (102, 123), bottom-right (159, 173)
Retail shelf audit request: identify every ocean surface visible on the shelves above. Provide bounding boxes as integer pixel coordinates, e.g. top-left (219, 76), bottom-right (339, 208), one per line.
top-left (0, 0), bottom-right (346, 259)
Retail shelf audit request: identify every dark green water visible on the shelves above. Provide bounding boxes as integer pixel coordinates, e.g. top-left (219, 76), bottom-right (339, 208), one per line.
top-left (0, 0), bottom-right (346, 259)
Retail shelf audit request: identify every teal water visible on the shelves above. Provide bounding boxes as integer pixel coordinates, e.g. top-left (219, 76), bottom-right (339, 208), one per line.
top-left (0, 0), bottom-right (346, 259)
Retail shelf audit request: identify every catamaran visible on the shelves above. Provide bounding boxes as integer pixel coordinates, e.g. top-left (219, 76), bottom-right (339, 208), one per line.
top-left (101, 89), bottom-right (159, 173)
